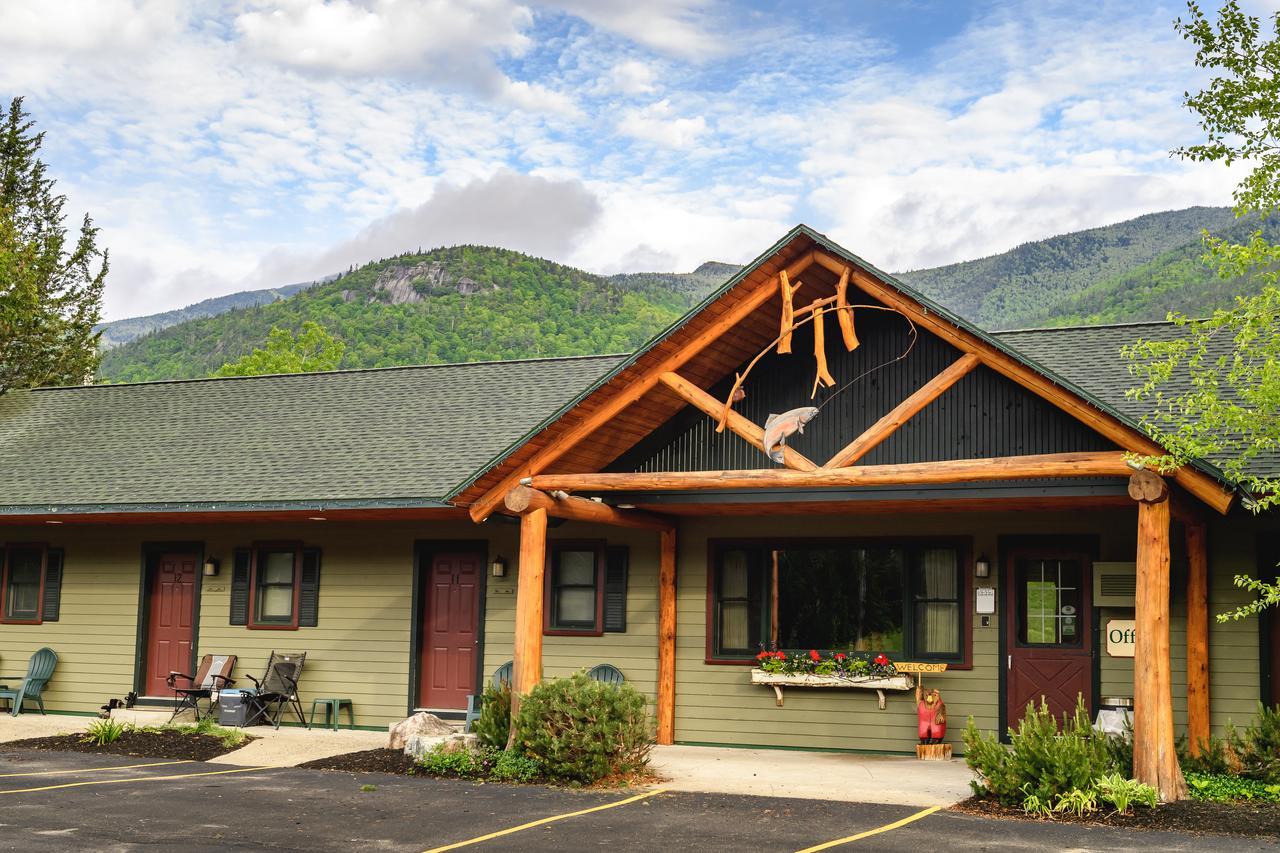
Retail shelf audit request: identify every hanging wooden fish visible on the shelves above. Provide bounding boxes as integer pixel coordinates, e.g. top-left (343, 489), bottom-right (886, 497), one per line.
top-left (761, 406), bottom-right (819, 464)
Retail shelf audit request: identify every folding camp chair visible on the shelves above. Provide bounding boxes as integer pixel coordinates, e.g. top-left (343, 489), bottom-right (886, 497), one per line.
top-left (239, 651), bottom-right (308, 729)
top-left (0, 647), bottom-right (58, 716)
top-left (166, 654), bottom-right (236, 723)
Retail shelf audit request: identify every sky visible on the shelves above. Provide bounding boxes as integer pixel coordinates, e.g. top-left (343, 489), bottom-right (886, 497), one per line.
top-left (2, 0), bottom-right (1276, 321)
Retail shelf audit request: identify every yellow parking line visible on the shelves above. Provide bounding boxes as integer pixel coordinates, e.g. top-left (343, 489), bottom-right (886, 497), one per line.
top-left (0, 764), bottom-right (271, 794)
top-left (0, 760), bottom-right (191, 778)
top-left (422, 788), bottom-right (666, 853)
top-left (794, 805), bottom-right (941, 852)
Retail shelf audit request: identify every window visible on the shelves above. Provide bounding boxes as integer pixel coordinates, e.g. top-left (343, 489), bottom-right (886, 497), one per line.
top-left (546, 543), bottom-right (603, 633)
top-left (710, 541), bottom-right (966, 663)
top-left (254, 548), bottom-right (297, 626)
top-left (231, 545), bottom-right (321, 629)
top-left (1017, 559), bottom-right (1082, 646)
top-left (0, 544), bottom-right (63, 624)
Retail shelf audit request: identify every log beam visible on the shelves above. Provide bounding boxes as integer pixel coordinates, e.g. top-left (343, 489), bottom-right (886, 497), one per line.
top-left (509, 507), bottom-right (548, 742)
top-left (1185, 521), bottom-right (1211, 756)
top-left (1132, 473), bottom-right (1188, 801)
top-left (503, 485), bottom-right (673, 531)
top-left (468, 250), bottom-right (818, 523)
top-left (656, 527), bottom-right (677, 745)
top-left (658, 372), bottom-right (817, 471)
top-left (526, 451), bottom-right (1134, 494)
top-left (824, 353), bottom-right (980, 468)
top-left (811, 248), bottom-right (1234, 515)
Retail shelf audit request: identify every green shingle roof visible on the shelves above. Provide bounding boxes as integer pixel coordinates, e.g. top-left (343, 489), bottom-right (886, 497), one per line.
top-left (0, 355), bottom-right (625, 513)
top-left (993, 321), bottom-right (1280, 481)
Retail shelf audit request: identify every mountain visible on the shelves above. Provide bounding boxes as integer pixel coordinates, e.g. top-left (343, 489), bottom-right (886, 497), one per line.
top-left (97, 207), bottom-right (1272, 384)
top-left (896, 206), bottom-right (1274, 329)
top-left (98, 248), bottom-right (741, 383)
top-left (96, 279), bottom-right (329, 348)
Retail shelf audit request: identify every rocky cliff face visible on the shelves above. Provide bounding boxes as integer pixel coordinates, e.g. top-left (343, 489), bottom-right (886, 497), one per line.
top-left (371, 261), bottom-right (491, 304)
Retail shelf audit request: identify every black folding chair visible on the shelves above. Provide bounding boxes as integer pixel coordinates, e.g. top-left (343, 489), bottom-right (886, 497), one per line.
top-left (239, 651), bottom-right (308, 729)
top-left (167, 653), bottom-right (236, 723)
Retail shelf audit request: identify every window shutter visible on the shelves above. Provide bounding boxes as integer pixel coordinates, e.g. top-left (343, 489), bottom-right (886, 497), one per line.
top-left (603, 546), bottom-right (628, 633)
top-left (299, 548), bottom-right (321, 627)
top-left (41, 550), bottom-right (64, 622)
top-left (230, 549), bottom-right (251, 626)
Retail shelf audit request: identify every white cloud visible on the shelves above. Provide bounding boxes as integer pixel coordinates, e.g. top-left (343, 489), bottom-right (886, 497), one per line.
top-left (254, 170), bottom-right (603, 285)
top-left (542, 0), bottom-right (725, 59)
top-left (609, 60), bottom-right (659, 95)
top-left (617, 99), bottom-right (708, 148)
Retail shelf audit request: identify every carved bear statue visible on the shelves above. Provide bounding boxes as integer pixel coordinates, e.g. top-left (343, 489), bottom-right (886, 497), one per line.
top-left (916, 686), bottom-right (947, 744)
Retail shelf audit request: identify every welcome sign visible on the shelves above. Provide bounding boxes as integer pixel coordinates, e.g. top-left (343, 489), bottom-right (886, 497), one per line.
top-left (1106, 619), bottom-right (1136, 657)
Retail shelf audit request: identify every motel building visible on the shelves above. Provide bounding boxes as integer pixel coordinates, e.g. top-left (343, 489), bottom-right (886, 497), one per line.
top-left (0, 226), bottom-right (1275, 800)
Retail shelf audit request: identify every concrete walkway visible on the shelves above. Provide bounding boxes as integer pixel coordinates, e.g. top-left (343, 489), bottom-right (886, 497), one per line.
top-left (649, 744), bottom-right (973, 807)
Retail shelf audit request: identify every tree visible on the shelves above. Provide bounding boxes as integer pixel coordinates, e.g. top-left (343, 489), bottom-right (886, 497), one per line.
top-left (1125, 1), bottom-right (1280, 618)
top-left (213, 321), bottom-right (345, 377)
top-left (0, 97), bottom-right (106, 392)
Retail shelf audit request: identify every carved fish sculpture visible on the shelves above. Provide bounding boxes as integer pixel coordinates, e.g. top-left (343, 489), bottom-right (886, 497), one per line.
top-left (761, 406), bottom-right (819, 464)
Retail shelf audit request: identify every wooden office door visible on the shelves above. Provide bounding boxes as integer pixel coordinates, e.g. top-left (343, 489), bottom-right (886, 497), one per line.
top-left (418, 552), bottom-right (481, 710)
top-left (144, 553), bottom-right (197, 697)
top-left (1007, 552), bottom-right (1093, 729)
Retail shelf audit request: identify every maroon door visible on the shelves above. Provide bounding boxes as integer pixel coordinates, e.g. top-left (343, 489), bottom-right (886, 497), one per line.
top-left (1006, 550), bottom-right (1093, 729)
top-left (144, 553), bottom-right (197, 697)
top-left (418, 552), bottom-right (481, 710)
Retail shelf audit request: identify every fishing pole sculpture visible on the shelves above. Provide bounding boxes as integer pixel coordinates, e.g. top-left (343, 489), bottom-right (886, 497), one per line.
top-left (718, 265), bottom-right (917, 465)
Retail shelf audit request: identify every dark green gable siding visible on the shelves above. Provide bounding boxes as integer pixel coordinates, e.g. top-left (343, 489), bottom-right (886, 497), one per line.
top-left (610, 312), bottom-right (1116, 474)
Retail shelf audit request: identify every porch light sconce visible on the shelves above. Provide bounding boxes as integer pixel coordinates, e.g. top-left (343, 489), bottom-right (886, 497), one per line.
top-left (203, 557), bottom-right (220, 577)
top-left (491, 556), bottom-right (507, 578)
top-left (974, 555), bottom-right (991, 579)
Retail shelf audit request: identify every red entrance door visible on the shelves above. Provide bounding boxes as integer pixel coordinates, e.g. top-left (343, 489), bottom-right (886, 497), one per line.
top-left (418, 552), bottom-right (481, 710)
top-left (144, 553), bottom-right (197, 697)
top-left (1006, 550), bottom-right (1093, 730)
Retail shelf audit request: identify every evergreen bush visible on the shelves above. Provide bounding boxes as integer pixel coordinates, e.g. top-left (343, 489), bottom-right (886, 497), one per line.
top-left (513, 671), bottom-right (653, 784)
top-left (473, 682), bottom-right (512, 750)
top-left (963, 698), bottom-right (1122, 806)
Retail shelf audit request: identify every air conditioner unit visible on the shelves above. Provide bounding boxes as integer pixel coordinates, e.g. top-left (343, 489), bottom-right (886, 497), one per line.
top-left (1094, 562), bottom-right (1137, 607)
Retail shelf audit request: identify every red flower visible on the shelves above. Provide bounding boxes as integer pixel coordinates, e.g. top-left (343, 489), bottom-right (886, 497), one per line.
top-left (756, 651), bottom-right (769, 661)
top-left (874, 653), bottom-right (890, 666)
top-left (809, 649), bottom-right (821, 662)
top-left (835, 653), bottom-right (846, 661)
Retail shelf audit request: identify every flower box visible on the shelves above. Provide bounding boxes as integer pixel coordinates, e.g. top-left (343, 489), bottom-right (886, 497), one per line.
top-left (750, 668), bottom-right (914, 710)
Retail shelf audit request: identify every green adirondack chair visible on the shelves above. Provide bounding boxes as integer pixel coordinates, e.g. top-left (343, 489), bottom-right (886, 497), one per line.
top-left (0, 647), bottom-right (58, 716)
top-left (587, 663), bottom-right (625, 686)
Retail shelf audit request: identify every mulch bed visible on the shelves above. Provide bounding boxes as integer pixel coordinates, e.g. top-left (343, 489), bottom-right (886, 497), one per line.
top-left (953, 795), bottom-right (1280, 839)
top-left (299, 748), bottom-right (422, 776)
top-left (4, 730), bottom-right (245, 762)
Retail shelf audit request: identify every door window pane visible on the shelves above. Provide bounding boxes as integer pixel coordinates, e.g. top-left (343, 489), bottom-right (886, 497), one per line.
top-left (1019, 559), bottom-right (1082, 645)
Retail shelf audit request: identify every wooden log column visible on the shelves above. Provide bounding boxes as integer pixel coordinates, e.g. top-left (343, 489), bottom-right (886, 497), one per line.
top-left (1185, 521), bottom-right (1211, 756)
top-left (510, 506), bottom-right (548, 737)
top-left (1130, 470), bottom-right (1188, 801)
top-left (657, 528), bottom-right (677, 745)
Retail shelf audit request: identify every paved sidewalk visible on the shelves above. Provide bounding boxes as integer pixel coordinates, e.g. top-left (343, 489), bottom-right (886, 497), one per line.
top-left (649, 744), bottom-right (973, 806)
top-left (0, 713), bottom-right (93, 742)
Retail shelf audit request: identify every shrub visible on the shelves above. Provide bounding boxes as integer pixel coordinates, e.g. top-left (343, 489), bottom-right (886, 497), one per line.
top-left (963, 698), bottom-right (1121, 807)
top-left (417, 744), bottom-right (485, 779)
top-left (513, 671), bottom-right (653, 784)
top-left (82, 719), bottom-right (129, 746)
top-left (1178, 730), bottom-right (1240, 777)
top-left (473, 682), bottom-right (512, 750)
top-left (491, 749), bottom-right (543, 784)
top-left (1236, 703), bottom-right (1280, 783)
top-left (1095, 773), bottom-right (1158, 814)
top-left (1186, 771), bottom-right (1280, 803)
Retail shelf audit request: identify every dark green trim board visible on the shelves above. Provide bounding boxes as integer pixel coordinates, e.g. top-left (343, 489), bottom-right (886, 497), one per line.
top-left (133, 542), bottom-right (204, 697)
top-left (1261, 533), bottom-right (1279, 706)
top-left (409, 540), bottom-right (489, 715)
top-left (673, 740), bottom-right (938, 758)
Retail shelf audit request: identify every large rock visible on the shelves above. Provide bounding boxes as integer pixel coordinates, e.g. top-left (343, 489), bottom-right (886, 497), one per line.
top-left (404, 732), bottom-right (478, 759)
top-left (388, 712), bottom-right (456, 749)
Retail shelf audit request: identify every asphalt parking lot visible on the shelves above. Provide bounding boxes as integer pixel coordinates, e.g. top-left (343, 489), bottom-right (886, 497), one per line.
top-left (0, 748), bottom-right (1269, 852)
